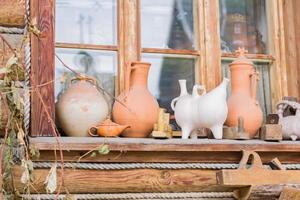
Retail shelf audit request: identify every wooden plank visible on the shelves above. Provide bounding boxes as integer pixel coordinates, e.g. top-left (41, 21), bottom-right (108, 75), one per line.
top-left (221, 53), bottom-right (274, 61)
top-left (282, 0), bottom-right (299, 98)
top-left (12, 166), bottom-right (224, 194)
top-left (266, 0), bottom-right (287, 111)
top-left (0, 0), bottom-right (25, 28)
top-left (30, 0), bottom-right (55, 136)
top-left (32, 150), bottom-right (300, 164)
top-left (279, 187), bottom-right (300, 200)
top-left (55, 43), bottom-right (118, 51)
top-left (294, 0), bottom-right (300, 99)
top-left (202, 0), bottom-right (221, 91)
top-left (218, 169), bottom-right (300, 186)
top-left (118, 0), bottom-right (140, 93)
top-left (142, 48), bottom-right (200, 56)
top-left (29, 137), bottom-right (300, 152)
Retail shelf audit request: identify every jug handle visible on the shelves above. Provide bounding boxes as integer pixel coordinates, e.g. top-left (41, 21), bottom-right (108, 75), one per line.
top-left (88, 126), bottom-right (99, 137)
top-left (70, 76), bottom-right (97, 86)
top-left (125, 62), bottom-right (138, 93)
top-left (250, 71), bottom-right (259, 101)
top-left (193, 84), bottom-right (206, 97)
top-left (171, 97), bottom-right (179, 111)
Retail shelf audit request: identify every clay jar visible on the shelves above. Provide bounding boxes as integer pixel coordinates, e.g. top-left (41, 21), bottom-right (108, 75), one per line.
top-left (56, 76), bottom-right (109, 137)
top-left (112, 62), bottom-right (159, 138)
top-left (226, 48), bottom-right (263, 138)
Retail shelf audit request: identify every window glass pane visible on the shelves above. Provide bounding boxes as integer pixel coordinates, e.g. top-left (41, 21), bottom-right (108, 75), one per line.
top-left (56, 0), bottom-right (117, 45)
top-left (55, 48), bottom-right (117, 104)
top-left (141, 0), bottom-right (195, 50)
top-left (222, 61), bottom-right (272, 118)
top-left (219, 0), bottom-right (268, 54)
top-left (143, 54), bottom-right (195, 113)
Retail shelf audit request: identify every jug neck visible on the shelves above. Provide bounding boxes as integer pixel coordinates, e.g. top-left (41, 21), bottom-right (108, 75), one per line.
top-left (178, 80), bottom-right (188, 96)
top-left (230, 65), bottom-right (253, 95)
top-left (130, 62), bottom-right (150, 89)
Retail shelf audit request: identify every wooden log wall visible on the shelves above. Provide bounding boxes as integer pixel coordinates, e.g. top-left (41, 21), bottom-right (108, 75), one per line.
top-left (283, 0), bottom-right (300, 99)
top-left (0, 0), bottom-right (25, 28)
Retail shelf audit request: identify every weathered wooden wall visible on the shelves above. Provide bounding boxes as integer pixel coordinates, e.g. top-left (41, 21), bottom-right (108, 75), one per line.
top-left (283, 0), bottom-right (300, 99)
top-left (0, 0), bottom-right (25, 28)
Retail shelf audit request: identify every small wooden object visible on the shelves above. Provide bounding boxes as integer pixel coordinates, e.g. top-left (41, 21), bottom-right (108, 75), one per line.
top-left (279, 188), bottom-right (300, 200)
top-left (151, 108), bottom-right (173, 139)
top-left (260, 124), bottom-right (282, 141)
top-left (172, 131), bottom-right (182, 138)
top-left (223, 117), bottom-right (250, 140)
top-left (266, 114), bottom-right (279, 124)
top-left (217, 150), bottom-right (300, 200)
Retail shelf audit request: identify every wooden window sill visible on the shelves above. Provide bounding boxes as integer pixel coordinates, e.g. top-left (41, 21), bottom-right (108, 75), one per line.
top-left (29, 137), bottom-right (300, 163)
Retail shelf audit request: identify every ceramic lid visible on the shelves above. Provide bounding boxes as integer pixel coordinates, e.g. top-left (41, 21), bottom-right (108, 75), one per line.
top-left (230, 48), bottom-right (253, 66)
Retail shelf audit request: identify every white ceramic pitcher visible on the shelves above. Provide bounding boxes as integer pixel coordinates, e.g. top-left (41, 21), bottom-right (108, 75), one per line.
top-left (171, 78), bottom-right (229, 139)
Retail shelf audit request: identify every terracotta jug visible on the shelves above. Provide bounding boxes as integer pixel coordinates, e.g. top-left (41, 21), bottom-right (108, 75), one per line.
top-left (112, 62), bottom-right (159, 138)
top-left (226, 48), bottom-right (263, 138)
top-left (56, 76), bottom-right (109, 137)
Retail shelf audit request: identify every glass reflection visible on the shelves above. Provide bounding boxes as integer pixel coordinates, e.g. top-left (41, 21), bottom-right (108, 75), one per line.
top-left (141, 0), bottom-right (195, 50)
top-left (219, 0), bottom-right (268, 54)
top-left (55, 48), bottom-right (117, 103)
top-left (56, 0), bottom-right (117, 45)
top-left (143, 54), bottom-right (195, 113)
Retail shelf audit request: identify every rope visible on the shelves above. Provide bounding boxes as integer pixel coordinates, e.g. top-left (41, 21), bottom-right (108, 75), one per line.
top-left (32, 162), bottom-right (300, 170)
top-left (33, 162), bottom-right (240, 170)
top-left (24, 0), bottom-right (31, 136)
top-left (0, 26), bottom-right (24, 34)
top-left (21, 192), bottom-right (234, 199)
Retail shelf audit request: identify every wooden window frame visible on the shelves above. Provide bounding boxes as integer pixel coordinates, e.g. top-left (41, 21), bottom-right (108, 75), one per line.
top-left (30, 0), bottom-right (293, 142)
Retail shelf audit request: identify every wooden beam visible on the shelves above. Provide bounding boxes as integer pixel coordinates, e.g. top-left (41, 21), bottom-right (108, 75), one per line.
top-left (32, 150), bottom-right (300, 164)
top-left (282, 0), bottom-right (299, 98)
top-left (29, 137), bottom-right (300, 152)
top-left (218, 170), bottom-right (300, 186)
top-left (29, 137), bottom-right (300, 163)
top-left (279, 187), bottom-right (300, 200)
top-left (30, 0), bottom-right (55, 136)
top-left (266, 0), bottom-right (287, 111)
top-left (55, 43), bottom-right (118, 51)
top-left (142, 48), bottom-right (200, 56)
top-left (118, 0), bottom-right (141, 93)
top-left (13, 166), bottom-right (223, 194)
top-left (201, 0), bottom-right (221, 91)
top-left (0, 0), bottom-right (25, 28)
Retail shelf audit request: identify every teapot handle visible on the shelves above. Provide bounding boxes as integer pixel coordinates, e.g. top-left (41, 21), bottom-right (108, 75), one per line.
top-left (88, 126), bottom-right (99, 137)
top-left (250, 71), bottom-right (259, 101)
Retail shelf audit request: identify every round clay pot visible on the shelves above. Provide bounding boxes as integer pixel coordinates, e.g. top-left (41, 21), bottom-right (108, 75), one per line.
top-left (112, 62), bottom-right (159, 138)
top-left (226, 48), bottom-right (263, 138)
top-left (56, 76), bottom-right (109, 137)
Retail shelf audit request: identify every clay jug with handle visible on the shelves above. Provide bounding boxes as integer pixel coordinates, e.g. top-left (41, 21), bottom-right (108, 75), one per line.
top-left (56, 76), bottom-right (109, 137)
top-left (226, 48), bottom-right (263, 138)
top-left (112, 61), bottom-right (159, 138)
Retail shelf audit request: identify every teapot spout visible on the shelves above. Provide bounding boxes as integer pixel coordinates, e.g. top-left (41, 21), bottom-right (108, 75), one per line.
top-left (120, 125), bottom-right (131, 132)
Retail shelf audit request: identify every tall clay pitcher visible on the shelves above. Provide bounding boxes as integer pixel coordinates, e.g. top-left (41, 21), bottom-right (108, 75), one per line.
top-left (112, 61), bottom-right (159, 138)
top-left (226, 48), bottom-right (263, 138)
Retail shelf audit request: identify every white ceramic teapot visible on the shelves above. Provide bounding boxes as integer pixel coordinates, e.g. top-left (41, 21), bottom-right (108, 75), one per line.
top-left (171, 78), bottom-right (229, 139)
